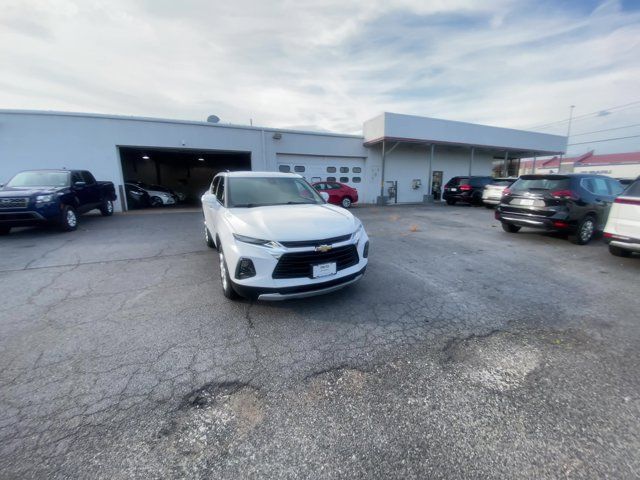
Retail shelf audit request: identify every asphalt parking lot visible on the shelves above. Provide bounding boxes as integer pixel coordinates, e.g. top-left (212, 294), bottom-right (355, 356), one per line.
top-left (1, 204), bottom-right (639, 479)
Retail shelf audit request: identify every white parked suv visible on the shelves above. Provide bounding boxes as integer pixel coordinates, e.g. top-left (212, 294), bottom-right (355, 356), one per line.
top-left (201, 172), bottom-right (369, 300)
top-left (604, 177), bottom-right (640, 257)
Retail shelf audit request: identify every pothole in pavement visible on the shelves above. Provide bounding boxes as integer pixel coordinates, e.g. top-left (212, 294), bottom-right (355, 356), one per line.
top-left (442, 331), bottom-right (543, 392)
top-left (303, 366), bottom-right (369, 404)
top-left (157, 382), bottom-right (264, 461)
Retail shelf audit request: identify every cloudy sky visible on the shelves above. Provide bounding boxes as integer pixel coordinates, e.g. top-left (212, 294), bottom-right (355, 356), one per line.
top-left (1, 0), bottom-right (639, 155)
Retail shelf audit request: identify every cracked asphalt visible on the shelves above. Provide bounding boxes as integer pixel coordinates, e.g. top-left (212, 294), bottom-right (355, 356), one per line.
top-left (1, 204), bottom-right (639, 479)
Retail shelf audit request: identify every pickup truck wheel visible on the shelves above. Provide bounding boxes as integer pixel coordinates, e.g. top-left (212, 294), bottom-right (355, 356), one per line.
top-left (609, 244), bottom-right (631, 257)
top-left (100, 199), bottom-right (114, 216)
top-left (341, 197), bottom-right (352, 208)
top-left (446, 199), bottom-right (456, 205)
top-left (502, 222), bottom-right (520, 233)
top-left (60, 206), bottom-right (78, 232)
top-left (204, 225), bottom-right (216, 249)
top-left (570, 215), bottom-right (596, 245)
top-left (0, 226), bottom-right (10, 235)
top-left (150, 196), bottom-right (163, 207)
top-left (218, 245), bottom-right (240, 300)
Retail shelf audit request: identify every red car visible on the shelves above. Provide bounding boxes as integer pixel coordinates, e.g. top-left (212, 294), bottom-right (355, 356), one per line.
top-left (312, 181), bottom-right (359, 208)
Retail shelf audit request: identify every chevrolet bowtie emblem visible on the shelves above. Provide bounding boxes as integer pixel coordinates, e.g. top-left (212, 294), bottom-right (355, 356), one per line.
top-left (315, 244), bottom-right (332, 252)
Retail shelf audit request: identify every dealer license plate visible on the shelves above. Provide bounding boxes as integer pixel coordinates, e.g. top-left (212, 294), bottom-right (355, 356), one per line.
top-left (520, 198), bottom-right (535, 206)
top-left (313, 262), bottom-right (337, 278)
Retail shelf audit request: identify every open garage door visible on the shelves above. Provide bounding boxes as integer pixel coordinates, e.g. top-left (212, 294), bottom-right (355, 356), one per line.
top-left (276, 154), bottom-right (366, 189)
top-left (119, 146), bottom-right (250, 209)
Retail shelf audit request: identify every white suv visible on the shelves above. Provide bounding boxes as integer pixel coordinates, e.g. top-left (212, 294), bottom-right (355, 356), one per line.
top-left (201, 172), bottom-right (369, 300)
top-left (604, 177), bottom-right (640, 257)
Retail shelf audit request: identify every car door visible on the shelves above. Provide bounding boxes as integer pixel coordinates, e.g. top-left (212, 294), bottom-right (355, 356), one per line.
top-left (202, 176), bottom-right (221, 236)
top-left (328, 183), bottom-right (342, 204)
top-left (70, 171), bottom-right (92, 212)
top-left (81, 171), bottom-right (100, 206)
top-left (592, 177), bottom-right (614, 226)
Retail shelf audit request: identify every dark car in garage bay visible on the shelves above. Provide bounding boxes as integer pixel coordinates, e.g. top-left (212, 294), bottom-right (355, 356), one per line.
top-left (0, 169), bottom-right (116, 234)
top-left (495, 174), bottom-right (624, 244)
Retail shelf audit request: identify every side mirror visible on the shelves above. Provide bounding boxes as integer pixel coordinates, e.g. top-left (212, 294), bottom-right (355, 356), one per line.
top-left (320, 192), bottom-right (330, 202)
top-left (74, 181), bottom-right (86, 188)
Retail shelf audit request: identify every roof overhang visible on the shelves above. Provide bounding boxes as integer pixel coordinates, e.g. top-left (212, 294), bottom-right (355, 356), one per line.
top-left (363, 112), bottom-right (566, 157)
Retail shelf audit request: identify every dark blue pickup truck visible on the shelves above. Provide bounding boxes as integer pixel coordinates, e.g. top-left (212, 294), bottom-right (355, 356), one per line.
top-left (0, 169), bottom-right (117, 234)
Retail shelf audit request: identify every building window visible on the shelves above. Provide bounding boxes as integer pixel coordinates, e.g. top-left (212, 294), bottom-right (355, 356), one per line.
top-left (327, 166), bottom-right (336, 173)
top-left (352, 177), bottom-right (361, 183)
top-left (352, 167), bottom-right (362, 173)
top-left (278, 165), bottom-right (290, 172)
top-left (327, 176), bottom-right (336, 182)
top-left (340, 177), bottom-right (349, 183)
top-left (294, 165), bottom-right (305, 172)
top-left (311, 176), bottom-right (321, 183)
top-left (340, 167), bottom-right (349, 173)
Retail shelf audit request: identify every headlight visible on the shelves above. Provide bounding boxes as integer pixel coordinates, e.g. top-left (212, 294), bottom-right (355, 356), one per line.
top-left (352, 223), bottom-right (364, 242)
top-left (233, 233), bottom-right (281, 249)
top-left (36, 194), bottom-right (53, 203)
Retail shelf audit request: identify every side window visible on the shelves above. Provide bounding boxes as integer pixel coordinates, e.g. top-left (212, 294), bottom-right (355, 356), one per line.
top-left (593, 178), bottom-right (609, 196)
top-left (314, 183), bottom-right (326, 190)
top-left (340, 167), bottom-right (349, 173)
top-left (71, 172), bottom-right (83, 184)
top-left (340, 177), bottom-right (349, 183)
top-left (216, 177), bottom-right (225, 203)
top-left (211, 176), bottom-right (220, 195)
top-left (327, 176), bottom-right (336, 182)
top-left (327, 167), bottom-right (336, 173)
top-left (580, 178), bottom-right (595, 193)
top-left (352, 167), bottom-right (362, 173)
top-left (294, 165), bottom-right (305, 173)
top-left (81, 171), bottom-right (96, 184)
top-left (278, 165), bottom-right (291, 173)
top-left (352, 177), bottom-right (361, 183)
top-left (607, 179), bottom-right (624, 196)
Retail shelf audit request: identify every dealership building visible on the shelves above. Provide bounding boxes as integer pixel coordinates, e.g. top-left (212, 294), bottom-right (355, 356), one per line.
top-left (0, 109), bottom-right (566, 211)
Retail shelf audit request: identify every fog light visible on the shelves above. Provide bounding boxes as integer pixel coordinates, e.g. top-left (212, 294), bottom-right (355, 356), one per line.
top-left (363, 241), bottom-right (369, 258)
top-left (236, 258), bottom-right (256, 279)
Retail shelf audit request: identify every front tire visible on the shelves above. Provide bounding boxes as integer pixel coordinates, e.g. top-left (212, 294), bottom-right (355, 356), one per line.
top-left (100, 199), bottom-right (114, 216)
top-left (609, 244), bottom-right (631, 257)
top-left (502, 222), bottom-right (521, 233)
top-left (341, 197), bottom-right (352, 208)
top-left (570, 215), bottom-right (596, 245)
top-left (218, 245), bottom-right (239, 300)
top-left (59, 206), bottom-right (78, 232)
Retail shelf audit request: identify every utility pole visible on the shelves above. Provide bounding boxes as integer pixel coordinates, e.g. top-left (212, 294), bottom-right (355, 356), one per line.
top-left (560, 105), bottom-right (575, 173)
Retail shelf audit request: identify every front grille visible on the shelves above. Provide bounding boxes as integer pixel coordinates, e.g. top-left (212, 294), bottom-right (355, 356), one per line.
top-left (272, 244), bottom-right (359, 279)
top-left (0, 198), bottom-right (28, 209)
top-left (0, 212), bottom-right (38, 221)
top-left (279, 234), bottom-right (352, 248)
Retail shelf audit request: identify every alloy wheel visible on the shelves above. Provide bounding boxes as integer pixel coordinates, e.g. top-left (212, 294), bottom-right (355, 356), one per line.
top-left (67, 210), bottom-right (77, 227)
top-left (580, 218), bottom-right (594, 243)
top-left (219, 252), bottom-right (228, 291)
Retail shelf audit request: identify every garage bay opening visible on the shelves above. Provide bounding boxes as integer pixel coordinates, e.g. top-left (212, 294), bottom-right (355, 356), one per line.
top-left (118, 146), bottom-right (250, 210)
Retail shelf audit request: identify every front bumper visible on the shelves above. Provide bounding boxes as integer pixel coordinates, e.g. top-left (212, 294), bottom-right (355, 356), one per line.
top-left (234, 267), bottom-right (366, 300)
top-left (0, 205), bottom-right (59, 227)
top-left (219, 227), bottom-right (370, 300)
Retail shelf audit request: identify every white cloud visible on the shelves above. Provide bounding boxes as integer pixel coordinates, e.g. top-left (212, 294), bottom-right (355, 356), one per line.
top-left (0, 0), bottom-right (639, 153)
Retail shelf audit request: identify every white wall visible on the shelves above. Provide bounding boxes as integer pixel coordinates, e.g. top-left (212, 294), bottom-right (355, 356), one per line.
top-left (0, 111), bottom-right (366, 210)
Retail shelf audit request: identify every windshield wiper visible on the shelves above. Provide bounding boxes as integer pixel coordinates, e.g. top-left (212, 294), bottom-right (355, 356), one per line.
top-left (284, 201), bottom-right (316, 205)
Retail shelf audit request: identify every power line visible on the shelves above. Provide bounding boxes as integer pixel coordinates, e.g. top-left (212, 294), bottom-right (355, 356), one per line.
top-left (525, 100), bottom-right (640, 130)
top-left (571, 123), bottom-right (640, 137)
top-left (567, 134), bottom-right (640, 146)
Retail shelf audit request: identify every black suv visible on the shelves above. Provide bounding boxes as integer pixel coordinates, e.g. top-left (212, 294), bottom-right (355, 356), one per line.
top-left (495, 174), bottom-right (624, 244)
top-left (443, 176), bottom-right (494, 205)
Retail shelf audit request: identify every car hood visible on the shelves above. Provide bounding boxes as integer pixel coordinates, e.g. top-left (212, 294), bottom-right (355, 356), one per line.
top-left (226, 204), bottom-right (358, 241)
top-left (0, 186), bottom-right (63, 197)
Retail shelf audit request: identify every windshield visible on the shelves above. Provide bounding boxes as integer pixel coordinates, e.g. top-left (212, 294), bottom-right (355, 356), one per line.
top-left (227, 176), bottom-right (324, 207)
top-left (7, 171), bottom-right (69, 188)
top-left (510, 176), bottom-right (570, 192)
